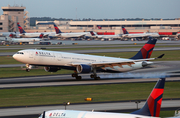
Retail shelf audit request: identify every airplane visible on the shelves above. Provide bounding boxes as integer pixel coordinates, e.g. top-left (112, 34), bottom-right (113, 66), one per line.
top-left (0, 33), bottom-right (44, 43)
top-left (11, 33), bottom-right (44, 43)
top-left (0, 32), bottom-right (18, 38)
top-left (53, 24), bottom-right (89, 39)
top-left (38, 78), bottom-right (166, 118)
top-left (17, 23), bottom-right (52, 38)
top-left (90, 31), bottom-right (121, 41)
top-left (121, 26), bottom-right (160, 39)
top-left (12, 38), bottom-right (164, 80)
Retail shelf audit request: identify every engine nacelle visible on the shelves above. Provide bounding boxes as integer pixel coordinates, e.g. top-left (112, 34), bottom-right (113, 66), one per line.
top-left (142, 61), bottom-right (153, 67)
top-left (76, 64), bottom-right (92, 73)
top-left (44, 67), bottom-right (60, 72)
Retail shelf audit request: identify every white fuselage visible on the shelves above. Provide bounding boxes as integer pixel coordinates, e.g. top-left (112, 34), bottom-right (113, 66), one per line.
top-left (39, 110), bottom-right (154, 118)
top-left (122, 33), bottom-right (159, 38)
top-left (13, 49), bottom-right (145, 72)
top-left (11, 38), bottom-right (42, 42)
top-left (95, 34), bottom-right (120, 39)
top-left (56, 32), bottom-right (88, 38)
top-left (19, 32), bottom-right (55, 38)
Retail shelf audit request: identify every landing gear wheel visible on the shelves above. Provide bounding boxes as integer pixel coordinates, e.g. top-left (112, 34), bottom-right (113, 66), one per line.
top-left (94, 77), bottom-right (100, 80)
top-left (90, 74), bottom-right (94, 78)
top-left (72, 73), bottom-right (78, 77)
top-left (26, 68), bottom-right (30, 72)
top-left (76, 76), bottom-right (82, 80)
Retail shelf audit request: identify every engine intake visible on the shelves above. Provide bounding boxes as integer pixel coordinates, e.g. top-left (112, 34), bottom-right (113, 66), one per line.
top-left (44, 67), bottom-right (60, 72)
top-left (76, 64), bottom-right (92, 73)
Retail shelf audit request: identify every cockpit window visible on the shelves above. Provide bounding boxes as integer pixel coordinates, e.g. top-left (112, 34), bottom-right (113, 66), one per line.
top-left (16, 52), bottom-right (24, 55)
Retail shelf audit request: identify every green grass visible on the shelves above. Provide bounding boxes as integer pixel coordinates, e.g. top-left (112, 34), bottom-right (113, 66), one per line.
top-left (160, 110), bottom-right (175, 117)
top-left (0, 81), bottom-right (179, 107)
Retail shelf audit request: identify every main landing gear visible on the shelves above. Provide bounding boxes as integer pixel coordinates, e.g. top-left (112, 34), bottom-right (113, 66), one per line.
top-left (25, 64), bottom-right (31, 72)
top-left (72, 69), bottom-right (101, 80)
top-left (72, 72), bottom-right (82, 80)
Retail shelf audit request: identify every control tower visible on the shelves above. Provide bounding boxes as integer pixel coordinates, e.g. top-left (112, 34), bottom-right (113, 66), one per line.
top-left (0, 5), bottom-right (26, 32)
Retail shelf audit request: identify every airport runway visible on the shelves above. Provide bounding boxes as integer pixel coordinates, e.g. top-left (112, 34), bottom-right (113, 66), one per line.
top-left (0, 61), bottom-right (180, 89)
top-left (0, 99), bottom-right (179, 117)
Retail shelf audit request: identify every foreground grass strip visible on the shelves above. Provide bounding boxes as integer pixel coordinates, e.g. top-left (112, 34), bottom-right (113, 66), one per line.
top-left (0, 82), bottom-right (179, 107)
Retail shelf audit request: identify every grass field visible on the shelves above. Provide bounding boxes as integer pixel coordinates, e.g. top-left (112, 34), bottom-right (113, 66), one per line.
top-left (0, 81), bottom-right (179, 107)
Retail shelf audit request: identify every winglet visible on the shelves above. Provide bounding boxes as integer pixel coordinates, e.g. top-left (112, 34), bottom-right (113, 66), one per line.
top-left (156, 54), bottom-right (165, 59)
top-left (131, 78), bottom-right (165, 117)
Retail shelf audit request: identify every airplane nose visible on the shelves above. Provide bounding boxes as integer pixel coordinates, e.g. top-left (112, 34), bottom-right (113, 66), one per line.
top-left (12, 54), bottom-right (17, 60)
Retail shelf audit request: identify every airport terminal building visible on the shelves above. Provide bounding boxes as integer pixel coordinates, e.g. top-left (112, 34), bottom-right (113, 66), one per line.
top-left (0, 5), bottom-right (26, 32)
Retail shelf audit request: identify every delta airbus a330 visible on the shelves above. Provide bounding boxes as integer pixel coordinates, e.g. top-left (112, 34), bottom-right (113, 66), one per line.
top-left (39, 78), bottom-right (166, 118)
top-left (13, 38), bottom-right (164, 80)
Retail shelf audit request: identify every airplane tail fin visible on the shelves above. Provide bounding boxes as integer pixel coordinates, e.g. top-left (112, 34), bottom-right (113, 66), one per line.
top-left (131, 78), bottom-right (165, 117)
top-left (38, 33), bottom-right (44, 38)
top-left (53, 24), bottom-right (62, 34)
top-left (97, 25), bottom-right (102, 29)
top-left (17, 22), bottom-right (26, 34)
top-left (9, 33), bottom-right (13, 38)
top-left (122, 26), bottom-right (129, 34)
top-left (130, 37), bottom-right (157, 59)
top-left (90, 31), bottom-right (97, 36)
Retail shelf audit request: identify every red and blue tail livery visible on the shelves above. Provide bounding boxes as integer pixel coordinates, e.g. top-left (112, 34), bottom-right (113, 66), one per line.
top-left (131, 78), bottom-right (165, 117)
top-left (97, 25), bottom-right (102, 29)
top-left (122, 26), bottom-right (129, 34)
top-left (130, 37), bottom-right (157, 59)
top-left (17, 22), bottom-right (26, 34)
top-left (53, 24), bottom-right (62, 34)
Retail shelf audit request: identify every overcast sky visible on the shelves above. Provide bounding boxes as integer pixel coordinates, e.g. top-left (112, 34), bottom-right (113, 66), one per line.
top-left (0, 0), bottom-right (180, 19)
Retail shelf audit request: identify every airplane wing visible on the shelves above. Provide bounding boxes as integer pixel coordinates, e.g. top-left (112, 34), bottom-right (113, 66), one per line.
top-left (70, 54), bottom-right (164, 67)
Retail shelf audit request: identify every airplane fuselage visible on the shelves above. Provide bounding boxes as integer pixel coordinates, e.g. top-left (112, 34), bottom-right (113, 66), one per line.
top-left (56, 32), bottom-right (88, 38)
top-left (122, 33), bottom-right (159, 38)
top-left (13, 49), bottom-right (145, 72)
top-left (39, 110), bottom-right (152, 118)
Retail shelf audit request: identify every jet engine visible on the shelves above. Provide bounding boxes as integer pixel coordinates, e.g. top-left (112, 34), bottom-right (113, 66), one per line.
top-left (142, 61), bottom-right (153, 67)
top-left (76, 64), bottom-right (92, 73)
top-left (44, 67), bottom-right (61, 72)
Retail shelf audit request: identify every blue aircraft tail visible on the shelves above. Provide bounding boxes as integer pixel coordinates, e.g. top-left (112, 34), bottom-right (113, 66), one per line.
top-left (131, 78), bottom-right (165, 117)
top-left (130, 37), bottom-right (157, 59)
top-left (17, 22), bottom-right (26, 34)
top-left (53, 24), bottom-right (62, 34)
top-left (122, 26), bottom-right (129, 34)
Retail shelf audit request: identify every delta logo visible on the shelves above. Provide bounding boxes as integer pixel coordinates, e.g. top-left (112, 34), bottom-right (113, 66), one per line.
top-left (36, 51), bottom-right (52, 56)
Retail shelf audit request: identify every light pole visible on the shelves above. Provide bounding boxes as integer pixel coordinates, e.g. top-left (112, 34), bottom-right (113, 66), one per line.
top-left (63, 102), bottom-right (70, 110)
top-left (135, 100), bottom-right (141, 109)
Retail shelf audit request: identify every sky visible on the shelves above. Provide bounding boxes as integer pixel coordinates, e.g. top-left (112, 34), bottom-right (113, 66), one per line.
top-left (0, 0), bottom-right (180, 19)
